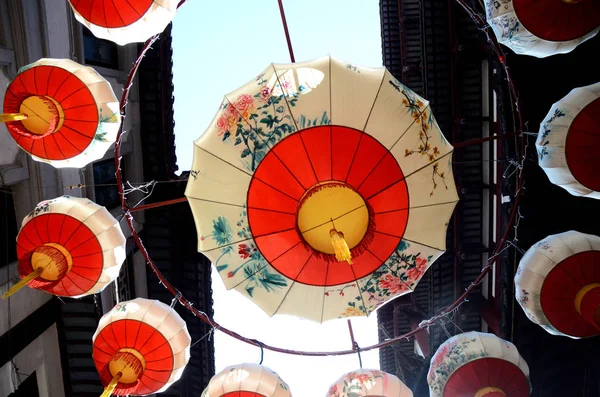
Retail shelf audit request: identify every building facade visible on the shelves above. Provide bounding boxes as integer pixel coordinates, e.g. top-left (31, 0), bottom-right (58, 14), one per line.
top-left (0, 2), bottom-right (214, 396)
top-left (378, 0), bottom-right (600, 395)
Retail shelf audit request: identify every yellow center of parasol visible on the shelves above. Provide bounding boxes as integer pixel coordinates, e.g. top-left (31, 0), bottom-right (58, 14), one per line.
top-left (474, 387), bottom-right (506, 397)
top-left (31, 243), bottom-right (73, 280)
top-left (109, 349), bottom-right (146, 384)
top-left (560, 0), bottom-right (585, 3)
top-left (19, 95), bottom-right (65, 136)
top-left (297, 182), bottom-right (369, 255)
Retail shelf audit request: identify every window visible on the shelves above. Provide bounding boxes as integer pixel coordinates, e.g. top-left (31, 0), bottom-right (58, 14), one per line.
top-left (1, 189), bottom-right (18, 268)
top-left (93, 158), bottom-right (122, 210)
top-left (8, 371), bottom-right (39, 397)
top-left (115, 252), bottom-right (136, 303)
top-left (82, 26), bottom-right (118, 69)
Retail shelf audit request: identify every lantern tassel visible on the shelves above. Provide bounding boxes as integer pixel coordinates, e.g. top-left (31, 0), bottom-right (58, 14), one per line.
top-left (100, 372), bottom-right (122, 397)
top-left (330, 229), bottom-right (352, 264)
top-left (0, 113), bottom-right (28, 123)
top-left (2, 267), bottom-right (44, 299)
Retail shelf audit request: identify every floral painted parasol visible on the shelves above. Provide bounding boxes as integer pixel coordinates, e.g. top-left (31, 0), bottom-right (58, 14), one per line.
top-left (185, 55), bottom-right (458, 322)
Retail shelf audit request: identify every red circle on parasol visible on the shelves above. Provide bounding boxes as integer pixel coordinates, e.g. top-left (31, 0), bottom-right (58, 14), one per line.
top-left (247, 125), bottom-right (409, 287)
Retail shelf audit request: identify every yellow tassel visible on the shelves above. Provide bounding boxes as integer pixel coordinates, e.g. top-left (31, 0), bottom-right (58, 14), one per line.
top-left (0, 113), bottom-right (28, 123)
top-left (100, 372), bottom-right (122, 397)
top-left (2, 267), bottom-right (44, 299)
top-left (330, 229), bottom-right (352, 264)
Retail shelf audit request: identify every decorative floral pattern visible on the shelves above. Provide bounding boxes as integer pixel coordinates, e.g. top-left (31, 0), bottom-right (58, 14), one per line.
top-left (390, 79), bottom-right (448, 196)
top-left (338, 240), bottom-right (435, 318)
top-left (346, 64), bottom-right (361, 73)
top-left (485, 0), bottom-right (512, 19)
top-left (200, 216), bottom-right (233, 246)
top-left (536, 240), bottom-right (553, 252)
top-left (339, 303), bottom-right (365, 318)
top-left (518, 288), bottom-right (529, 304)
top-left (427, 335), bottom-right (488, 394)
top-left (95, 109), bottom-right (119, 142)
top-left (537, 109), bottom-right (566, 160)
top-left (325, 283), bottom-right (356, 297)
top-left (27, 201), bottom-right (52, 218)
top-left (209, 212), bottom-right (288, 297)
top-left (217, 77), bottom-right (299, 172)
top-left (327, 369), bottom-right (386, 397)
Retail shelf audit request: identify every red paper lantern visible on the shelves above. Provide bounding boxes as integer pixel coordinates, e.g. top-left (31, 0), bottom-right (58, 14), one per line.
top-left (68, 0), bottom-right (177, 45)
top-left (2, 196), bottom-right (125, 299)
top-left (203, 363), bottom-right (291, 397)
top-left (93, 298), bottom-right (191, 396)
top-left (428, 332), bottom-right (531, 397)
top-left (1, 59), bottom-right (120, 168)
top-left (516, 230), bottom-right (600, 338)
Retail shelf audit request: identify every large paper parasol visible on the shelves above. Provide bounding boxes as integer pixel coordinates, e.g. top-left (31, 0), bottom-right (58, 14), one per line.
top-left (68, 0), bottom-right (177, 45)
top-left (536, 82), bottom-right (600, 199)
top-left (2, 195), bottom-right (125, 299)
top-left (1, 58), bottom-right (120, 168)
top-left (484, 0), bottom-right (600, 57)
top-left (186, 56), bottom-right (458, 322)
top-left (515, 230), bottom-right (600, 339)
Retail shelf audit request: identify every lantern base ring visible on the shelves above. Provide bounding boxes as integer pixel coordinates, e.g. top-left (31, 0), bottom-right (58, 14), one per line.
top-left (574, 283), bottom-right (600, 328)
top-left (18, 95), bottom-right (65, 137)
top-left (108, 349), bottom-right (146, 384)
top-left (31, 243), bottom-right (73, 281)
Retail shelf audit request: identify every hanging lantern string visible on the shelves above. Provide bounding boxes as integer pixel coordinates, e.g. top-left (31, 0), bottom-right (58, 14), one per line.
top-left (250, 339), bottom-right (265, 365)
top-left (109, 0), bottom-right (527, 356)
top-left (354, 342), bottom-right (363, 369)
top-left (170, 290), bottom-right (182, 308)
top-left (191, 327), bottom-right (215, 348)
top-left (276, 0), bottom-right (295, 63)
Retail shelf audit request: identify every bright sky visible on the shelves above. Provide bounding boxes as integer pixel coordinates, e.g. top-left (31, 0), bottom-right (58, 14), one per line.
top-left (172, 1), bottom-right (383, 395)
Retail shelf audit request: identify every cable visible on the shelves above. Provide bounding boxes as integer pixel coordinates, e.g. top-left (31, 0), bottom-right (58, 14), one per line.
top-left (109, 0), bottom-right (527, 356)
top-left (277, 0), bottom-right (295, 63)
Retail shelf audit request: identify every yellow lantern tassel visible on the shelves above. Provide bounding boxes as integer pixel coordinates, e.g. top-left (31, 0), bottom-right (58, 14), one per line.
top-left (0, 113), bottom-right (28, 123)
top-left (100, 372), bottom-right (122, 397)
top-left (2, 267), bottom-right (44, 299)
top-left (330, 229), bottom-right (352, 264)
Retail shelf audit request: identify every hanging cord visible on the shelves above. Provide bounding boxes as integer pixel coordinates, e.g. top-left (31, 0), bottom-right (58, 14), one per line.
top-left (170, 290), bottom-right (182, 308)
top-left (250, 339), bottom-right (265, 365)
top-left (109, 0), bottom-right (528, 356)
top-left (354, 342), bottom-right (363, 369)
top-left (191, 327), bottom-right (215, 348)
top-left (277, 0), bottom-right (295, 63)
